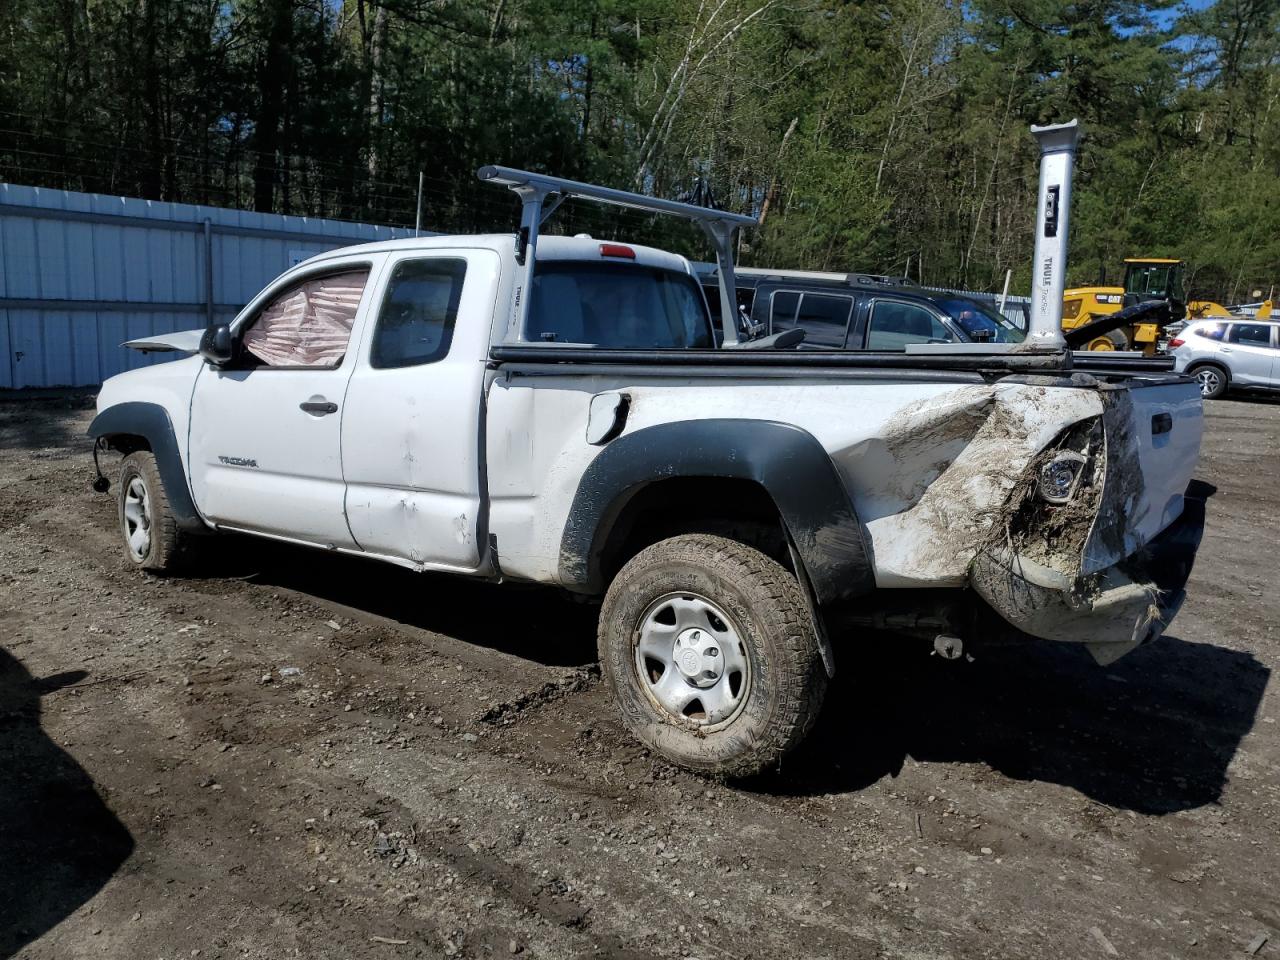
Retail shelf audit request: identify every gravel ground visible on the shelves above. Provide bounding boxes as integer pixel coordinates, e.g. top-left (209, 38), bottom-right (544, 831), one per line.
top-left (1, 392), bottom-right (1277, 960)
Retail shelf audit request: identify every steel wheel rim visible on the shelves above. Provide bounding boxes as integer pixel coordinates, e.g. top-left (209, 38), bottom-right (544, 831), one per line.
top-left (123, 475), bottom-right (152, 560)
top-left (633, 592), bottom-right (751, 730)
top-left (1195, 369), bottom-right (1220, 395)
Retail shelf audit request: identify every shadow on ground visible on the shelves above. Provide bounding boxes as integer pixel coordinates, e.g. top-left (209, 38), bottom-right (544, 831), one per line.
top-left (772, 631), bottom-right (1269, 814)
top-left (215, 538), bottom-right (1268, 815)
top-left (0, 392), bottom-right (96, 454)
top-left (214, 536), bottom-right (601, 668)
top-left (0, 647), bottom-right (135, 959)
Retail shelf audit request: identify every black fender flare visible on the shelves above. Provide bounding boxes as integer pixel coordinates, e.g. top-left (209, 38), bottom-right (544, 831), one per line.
top-left (87, 402), bottom-right (206, 532)
top-left (558, 419), bottom-right (874, 605)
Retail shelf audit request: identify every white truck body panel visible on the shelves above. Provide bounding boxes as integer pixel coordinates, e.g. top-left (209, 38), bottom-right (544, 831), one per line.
top-left (187, 252), bottom-right (386, 546)
top-left (1092, 382), bottom-right (1202, 567)
top-left (340, 248), bottom-right (503, 570)
top-left (484, 375), bottom-right (1110, 588)
top-left (95, 354), bottom-right (203, 455)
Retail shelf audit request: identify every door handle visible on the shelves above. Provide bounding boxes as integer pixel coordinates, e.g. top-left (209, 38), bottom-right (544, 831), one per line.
top-left (1220, 347), bottom-right (1233, 353)
top-left (300, 397), bottom-right (339, 415)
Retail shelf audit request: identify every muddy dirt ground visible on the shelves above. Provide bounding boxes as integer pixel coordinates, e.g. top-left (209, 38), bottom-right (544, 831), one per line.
top-left (1, 394), bottom-right (1277, 960)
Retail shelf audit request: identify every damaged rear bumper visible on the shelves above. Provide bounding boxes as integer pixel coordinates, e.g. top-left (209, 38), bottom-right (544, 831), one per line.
top-left (970, 483), bottom-right (1207, 665)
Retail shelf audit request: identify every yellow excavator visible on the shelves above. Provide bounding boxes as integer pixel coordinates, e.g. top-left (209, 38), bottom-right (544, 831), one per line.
top-left (1061, 258), bottom-right (1236, 353)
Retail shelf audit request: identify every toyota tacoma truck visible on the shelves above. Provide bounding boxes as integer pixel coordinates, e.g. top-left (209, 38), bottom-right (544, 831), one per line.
top-left (88, 127), bottom-right (1206, 778)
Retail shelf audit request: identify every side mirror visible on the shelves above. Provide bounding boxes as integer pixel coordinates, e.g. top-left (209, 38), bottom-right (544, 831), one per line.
top-left (199, 324), bottom-right (234, 366)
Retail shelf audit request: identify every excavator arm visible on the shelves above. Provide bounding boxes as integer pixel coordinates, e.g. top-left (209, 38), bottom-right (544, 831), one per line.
top-left (1062, 299), bottom-right (1174, 349)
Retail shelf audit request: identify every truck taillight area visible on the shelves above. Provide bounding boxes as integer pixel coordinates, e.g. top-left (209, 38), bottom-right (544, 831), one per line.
top-left (599, 243), bottom-right (636, 259)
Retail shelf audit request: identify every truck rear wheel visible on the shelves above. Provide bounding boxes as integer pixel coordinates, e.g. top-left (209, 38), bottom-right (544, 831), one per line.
top-left (598, 534), bottom-right (827, 778)
top-left (117, 451), bottom-right (195, 573)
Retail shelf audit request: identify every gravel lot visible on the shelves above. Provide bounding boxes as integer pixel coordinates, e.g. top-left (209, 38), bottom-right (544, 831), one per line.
top-left (1, 393), bottom-right (1277, 960)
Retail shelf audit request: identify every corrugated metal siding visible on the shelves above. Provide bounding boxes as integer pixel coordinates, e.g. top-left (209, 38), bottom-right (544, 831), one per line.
top-left (0, 183), bottom-right (417, 388)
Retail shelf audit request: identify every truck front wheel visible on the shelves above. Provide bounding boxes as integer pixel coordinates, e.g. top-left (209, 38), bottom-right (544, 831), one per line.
top-left (117, 451), bottom-right (195, 573)
top-left (598, 534), bottom-right (827, 778)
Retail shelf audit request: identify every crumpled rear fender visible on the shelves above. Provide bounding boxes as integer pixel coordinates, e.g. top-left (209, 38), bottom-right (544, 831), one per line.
top-left (972, 481), bottom-right (1208, 665)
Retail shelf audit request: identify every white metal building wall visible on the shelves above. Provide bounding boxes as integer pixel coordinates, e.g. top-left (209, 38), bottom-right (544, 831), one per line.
top-left (0, 183), bottom-right (417, 388)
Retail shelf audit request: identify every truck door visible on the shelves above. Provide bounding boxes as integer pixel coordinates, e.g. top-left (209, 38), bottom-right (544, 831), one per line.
top-left (339, 249), bottom-right (500, 570)
top-left (187, 258), bottom-right (380, 547)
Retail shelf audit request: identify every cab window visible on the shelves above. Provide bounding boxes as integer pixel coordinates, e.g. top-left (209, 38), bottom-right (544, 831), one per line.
top-left (1228, 324), bottom-right (1274, 348)
top-left (370, 258), bottom-right (467, 368)
top-left (795, 294), bottom-right (853, 347)
top-left (769, 291), bottom-right (800, 331)
top-left (935, 297), bottom-right (1026, 343)
top-left (768, 291), bottom-right (853, 347)
top-left (240, 268), bottom-right (370, 368)
top-left (866, 301), bottom-right (954, 350)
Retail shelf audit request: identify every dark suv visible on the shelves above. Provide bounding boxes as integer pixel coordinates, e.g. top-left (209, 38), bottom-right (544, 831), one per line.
top-left (697, 267), bottom-right (1026, 349)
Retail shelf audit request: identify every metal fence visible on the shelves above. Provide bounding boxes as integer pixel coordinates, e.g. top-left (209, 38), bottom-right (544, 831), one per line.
top-left (0, 183), bottom-right (417, 388)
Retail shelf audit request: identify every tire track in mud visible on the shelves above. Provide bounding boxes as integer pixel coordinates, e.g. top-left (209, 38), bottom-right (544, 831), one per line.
top-left (21, 495), bottom-right (604, 722)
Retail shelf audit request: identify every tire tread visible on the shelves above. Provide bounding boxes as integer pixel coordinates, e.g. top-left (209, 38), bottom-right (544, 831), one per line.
top-left (598, 533), bottom-right (826, 778)
top-left (119, 451), bottom-right (193, 573)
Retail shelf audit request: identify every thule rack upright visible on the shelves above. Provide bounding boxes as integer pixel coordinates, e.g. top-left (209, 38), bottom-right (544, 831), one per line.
top-left (477, 165), bottom-right (758, 346)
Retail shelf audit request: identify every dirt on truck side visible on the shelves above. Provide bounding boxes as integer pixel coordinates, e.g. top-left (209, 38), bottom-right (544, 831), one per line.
top-left (1, 392), bottom-right (1278, 960)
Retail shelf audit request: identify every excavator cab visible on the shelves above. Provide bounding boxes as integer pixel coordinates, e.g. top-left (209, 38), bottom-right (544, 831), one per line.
top-left (1122, 258), bottom-right (1186, 316)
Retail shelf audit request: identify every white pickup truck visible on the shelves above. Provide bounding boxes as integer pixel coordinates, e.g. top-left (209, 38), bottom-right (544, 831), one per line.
top-left (89, 130), bottom-right (1207, 777)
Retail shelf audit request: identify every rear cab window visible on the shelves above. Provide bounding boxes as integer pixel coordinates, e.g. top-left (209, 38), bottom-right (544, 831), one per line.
top-left (529, 262), bottom-right (712, 348)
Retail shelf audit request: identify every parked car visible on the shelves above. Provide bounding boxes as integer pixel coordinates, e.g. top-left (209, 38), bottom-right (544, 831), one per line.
top-left (88, 165), bottom-right (1205, 779)
top-left (696, 267), bottom-right (1026, 348)
top-left (1169, 319), bottom-right (1279, 399)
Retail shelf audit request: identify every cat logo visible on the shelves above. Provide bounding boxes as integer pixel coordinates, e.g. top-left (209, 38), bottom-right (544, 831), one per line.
top-left (218, 455), bottom-right (259, 468)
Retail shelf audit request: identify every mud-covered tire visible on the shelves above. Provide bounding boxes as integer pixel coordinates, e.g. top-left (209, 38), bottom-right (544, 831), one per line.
top-left (598, 534), bottom-right (827, 778)
top-left (117, 451), bottom-right (194, 573)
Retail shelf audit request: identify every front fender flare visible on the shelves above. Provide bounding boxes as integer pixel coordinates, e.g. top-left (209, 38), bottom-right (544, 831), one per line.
top-left (559, 419), bottom-right (873, 604)
top-left (87, 402), bottom-right (206, 532)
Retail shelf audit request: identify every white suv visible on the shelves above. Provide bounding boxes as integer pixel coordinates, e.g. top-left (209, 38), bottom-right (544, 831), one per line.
top-left (1171, 319), bottom-right (1280, 399)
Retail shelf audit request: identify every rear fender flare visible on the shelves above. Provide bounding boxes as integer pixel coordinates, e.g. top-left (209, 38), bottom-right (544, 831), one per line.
top-left (558, 419), bottom-right (874, 605)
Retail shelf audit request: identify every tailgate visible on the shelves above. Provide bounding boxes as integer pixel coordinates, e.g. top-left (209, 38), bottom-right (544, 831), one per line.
top-left (1082, 377), bottom-right (1203, 574)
